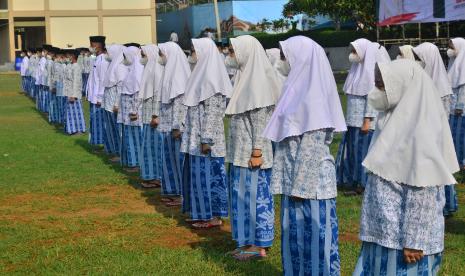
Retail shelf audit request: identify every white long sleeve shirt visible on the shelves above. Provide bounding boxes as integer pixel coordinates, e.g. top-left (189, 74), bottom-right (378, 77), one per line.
top-left (86, 53), bottom-right (109, 104)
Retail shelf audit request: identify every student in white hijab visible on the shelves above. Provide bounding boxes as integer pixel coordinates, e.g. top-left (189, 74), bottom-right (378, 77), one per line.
top-left (445, 37), bottom-right (465, 216)
top-left (180, 37), bottom-right (232, 228)
top-left (413, 42), bottom-right (453, 115)
top-left (138, 44), bottom-right (164, 189)
top-left (265, 48), bottom-right (287, 84)
top-left (336, 38), bottom-right (391, 192)
top-left (353, 59), bottom-right (458, 275)
top-left (102, 44), bottom-right (128, 161)
top-left (397, 45), bottom-right (415, 60)
top-left (263, 36), bottom-right (346, 275)
top-left (221, 35), bottom-right (281, 260)
top-left (117, 44), bottom-right (144, 172)
top-left (157, 42), bottom-right (190, 206)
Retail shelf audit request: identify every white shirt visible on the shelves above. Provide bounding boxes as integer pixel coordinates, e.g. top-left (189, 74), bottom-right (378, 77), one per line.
top-left (20, 56), bottom-right (29, 76)
top-left (169, 32), bottom-right (178, 42)
top-left (86, 53), bottom-right (110, 104)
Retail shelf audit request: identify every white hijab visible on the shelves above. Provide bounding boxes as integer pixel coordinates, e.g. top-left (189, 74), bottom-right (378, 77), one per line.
top-left (266, 48), bottom-right (280, 66)
top-left (263, 36), bottom-right (347, 142)
top-left (183, 38), bottom-right (233, 106)
top-left (343, 38), bottom-right (391, 96)
top-left (225, 35), bottom-right (282, 115)
top-left (158, 42), bottom-right (191, 104)
top-left (413, 42), bottom-right (452, 97)
top-left (103, 44), bottom-right (127, 88)
top-left (448, 38), bottom-right (465, 89)
top-left (363, 59), bottom-right (459, 187)
top-left (122, 46), bottom-right (144, 95)
top-left (399, 45), bottom-right (415, 60)
top-left (139, 44), bottom-right (164, 100)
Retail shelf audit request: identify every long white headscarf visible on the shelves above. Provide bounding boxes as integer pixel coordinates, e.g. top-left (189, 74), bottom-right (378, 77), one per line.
top-left (363, 59), bottom-right (459, 187)
top-left (158, 42), bottom-right (191, 104)
top-left (103, 44), bottom-right (127, 88)
top-left (139, 44), bottom-right (164, 100)
top-left (225, 35), bottom-right (282, 115)
top-left (122, 46), bottom-right (144, 95)
top-left (343, 38), bottom-right (391, 96)
top-left (265, 48), bottom-right (280, 66)
top-left (448, 37), bottom-right (465, 89)
top-left (183, 38), bottom-right (233, 106)
top-left (399, 45), bottom-right (415, 60)
top-left (413, 42), bottom-right (452, 97)
top-left (263, 36), bottom-right (347, 142)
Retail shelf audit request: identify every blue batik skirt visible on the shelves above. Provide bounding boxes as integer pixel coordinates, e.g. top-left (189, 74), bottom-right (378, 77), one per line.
top-left (120, 124), bottom-right (142, 168)
top-left (444, 184), bottom-right (458, 216)
top-left (353, 242), bottom-right (442, 276)
top-left (336, 126), bottom-right (373, 189)
top-left (82, 73), bottom-right (89, 97)
top-left (182, 154), bottom-right (228, 220)
top-left (89, 103), bottom-right (105, 145)
top-left (161, 132), bottom-right (184, 196)
top-left (103, 110), bottom-right (121, 155)
top-left (229, 166), bottom-right (274, 248)
top-left (48, 92), bottom-right (59, 123)
top-left (449, 114), bottom-right (465, 166)
top-left (140, 124), bottom-right (163, 181)
top-left (65, 99), bottom-right (86, 134)
top-left (281, 196), bottom-right (340, 276)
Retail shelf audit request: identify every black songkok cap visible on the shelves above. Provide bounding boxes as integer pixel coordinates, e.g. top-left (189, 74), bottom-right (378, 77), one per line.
top-left (89, 36), bottom-right (106, 44)
top-left (124, 43), bottom-right (141, 48)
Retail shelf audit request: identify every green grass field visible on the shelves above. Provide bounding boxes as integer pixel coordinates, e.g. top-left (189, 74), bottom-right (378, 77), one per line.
top-left (0, 73), bottom-right (464, 275)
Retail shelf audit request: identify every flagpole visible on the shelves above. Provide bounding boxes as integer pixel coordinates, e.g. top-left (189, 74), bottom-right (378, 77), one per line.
top-left (213, 0), bottom-right (222, 41)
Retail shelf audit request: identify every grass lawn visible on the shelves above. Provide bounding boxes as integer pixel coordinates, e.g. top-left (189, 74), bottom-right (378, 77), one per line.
top-left (0, 73), bottom-right (464, 275)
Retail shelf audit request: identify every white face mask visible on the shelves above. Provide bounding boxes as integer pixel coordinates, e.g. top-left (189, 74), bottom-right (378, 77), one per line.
top-left (222, 49), bottom-right (229, 55)
top-left (65, 58), bottom-right (71, 64)
top-left (89, 47), bottom-right (97, 54)
top-left (349, 52), bottom-right (361, 63)
top-left (140, 57), bottom-right (148, 65)
top-left (368, 86), bottom-right (389, 111)
top-left (47, 55), bottom-right (52, 60)
top-left (158, 55), bottom-right (167, 66)
top-left (20, 53), bottom-right (25, 57)
top-left (447, 49), bottom-right (457, 58)
top-left (225, 56), bottom-right (239, 69)
top-left (416, 60), bottom-right (426, 68)
top-left (276, 59), bottom-right (291, 76)
top-left (187, 55), bottom-right (197, 64)
top-left (27, 52), bottom-right (32, 57)
top-left (104, 54), bottom-right (112, 62)
top-left (123, 58), bottom-right (132, 66)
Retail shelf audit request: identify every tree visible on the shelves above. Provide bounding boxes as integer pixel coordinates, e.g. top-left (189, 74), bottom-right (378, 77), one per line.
top-left (260, 18), bottom-right (272, 32)
top-left (282, 0), bottom-right (376, 31)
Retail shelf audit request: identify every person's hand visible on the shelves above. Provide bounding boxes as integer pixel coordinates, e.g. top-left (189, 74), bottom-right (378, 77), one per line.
top-left (172, 129), bottom-right (182, 139)
top-left (249, 156), bottom-right (263, 168)
top-left (113, 106), bottom-right (118, 113)
top-left (68, 97), bottom-right (75, 103)
top-left (201, 143), bottom-right (211, 155)
top-left (51, 88), bottom-right (56, 94)
top-left (96, 102), bottom-right (101, 107)
top-left (150, 116), bottom-right (159, 128)
top-left (361, 118), bottom-right (371, 134)
top-left (129, 113), bottom-right (138, 121)
top-left (455, 109), bottom-right (463, 116)
top-left (403, 248), bottom-right (424, 264)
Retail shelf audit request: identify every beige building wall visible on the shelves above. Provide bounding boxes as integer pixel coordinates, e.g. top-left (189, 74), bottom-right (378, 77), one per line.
top-left (11, 0), bottom-right (44, 11)
top-left (103, 16), bottom-right (152, 44)
top-left (49, 0), bottom-right (97, 10)
top-left (50, 17), bottom-right (98, 48)
top-left (102, 0), bottom-right (151, 10)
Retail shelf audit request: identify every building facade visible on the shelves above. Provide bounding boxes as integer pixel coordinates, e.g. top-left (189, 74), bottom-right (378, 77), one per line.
top-left (0, 0), bottom-right (157, 64)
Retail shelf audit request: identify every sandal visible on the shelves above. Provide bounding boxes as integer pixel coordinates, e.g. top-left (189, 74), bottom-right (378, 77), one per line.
top-left (124, 167), bottom-right (139, 173)
top-left (165, 199), bottom-right (182, 207)
top-left (191, 219), bottom-right (223, 229)
top-left (140, 182), bottom-right (160, 188)
top-left (233, 250), bottom-right (265, 261)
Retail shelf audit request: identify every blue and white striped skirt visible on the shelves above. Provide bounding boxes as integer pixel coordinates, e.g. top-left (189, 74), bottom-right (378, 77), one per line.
top-left (82, 73), bottom-right (89, 97)
top-left (120, 124), bottom-right (142, 168)
top-left (281, 196), bottom-right (340, 276)
top-left (35, 85), bottom-right (42, 110)
top-left (161, 133), bottom-right (184, 196)
top-left (89, 103), bottom-right (105, 145)
top-left (229, 166), bottom-right (274, 248)
top-left (140, 124), bottom-right (163, 181)
top-left (353, 242), bottom-right (442, 276)
top-left (57, 96), bottom-right (67, 125)
top-left (449, 114), bottom-right (465, 166)
top-left (21, 76), bottom-right (26, 92)
top-left (48, 92), bottom-right (59, 123)
top-left (444, 185), bottom-right (458, 216)
top-left (65, 99), bottom-right (86, 135)
top-left (182, 154), bottom-right (228, 220)
top-left (27, 77), bottom-right (33, 97)
top-left (41, 86), bottom-right (50, 113)
top-left (103, 110), bottom-right (121, 155)
top-left (31, 80), bottom-right (37, 99)
top-left (335, 126), bottom-right (373, 188)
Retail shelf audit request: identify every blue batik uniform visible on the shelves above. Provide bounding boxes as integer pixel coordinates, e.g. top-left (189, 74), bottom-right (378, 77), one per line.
top-left (102, 85), bottom-right (122, 156)
top-left (64, 62), bottom-right (86, 134)
top-left (226, 106), bottom-right (275, 248)
top-left (117, 92), bottom-right (142, 168)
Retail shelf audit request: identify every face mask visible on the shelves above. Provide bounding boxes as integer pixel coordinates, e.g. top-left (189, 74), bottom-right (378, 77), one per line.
top-left (225, 56), bottom-right (239, 69)
top-left (20, 53), bottom-right (25, 57)
top-left (222, 49), bottom-right (229, 55)
top-left (27, 53), bottom-right (32, 57)
top-left (123, 58), bottom-right (132, 66)
top-left (447, 49), bottom-right (457, 58)
top-left (65, 58), bottom-right (71, 64)
top-left (47, 55), bottom-right (52, 60)
top-left (89, 47), bottom-right (97, 54)
top-left (158, 56), bottom-right (167, 66)
top-left (349, 52), bottom-right (361, 63)
top-left (396, 55), bottom-right (402, 60)
top-left (187, 55), bottom-right (197, 64)
top-left (140, 57), bottom-right (148, 65)
top-left (105, 54), bottom-right (112, 62)
top-left (368, 86), bottom-right (389, 111)
top-left (416, 60), bottom-right (426, 68)
top-left (276, 59), bottom-right (291, 76)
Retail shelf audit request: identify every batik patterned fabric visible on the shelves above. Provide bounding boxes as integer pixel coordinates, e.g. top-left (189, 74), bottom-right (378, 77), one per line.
top-left (102, 86), bottom-right (119, 113)
top-left (117, 93), bottom-right (142, 126)
top-left (57, 96), bottom-right (67, 125)
top-left (64, 99), bottom-right (86, 134)
top-left (41, 86), bottom-right (50, 113)
top-left (335, 127), bottom-right (373, 189)
top-left (360, 174), bottom-right (445, 255)
top-left (182, 154), bottom-right (228, 220)
top-left (444, 185), bottom-right (458, 216)
top-left (345, 94), bottom-right (377, 128)
top-left (353, 242), bottom-right (442, 276)
top-left (21, 76), bottom-right (26, 92)
top-left (103, 110), bottom-right (120, 155)
top-left (449, 114), bottom-right (465, 166)
top-left (48, 92), bottom-right (59, 123)
top-left (82, 73), bottom-right (89, 97)
top-left (161, 132), bottom-right (184, 196)
top-left (120, 124), bottom-right (142, 168)
top-left (89, 103), bottom-right (105, 145)
top-left (36, 85), bottom-right (43, 111)
top-left (140, 124), bottom-right (163, 181)
top-left (229, 166), bottom-right (274, 248)
top-left (281, 196), bottom-right (340, 276)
